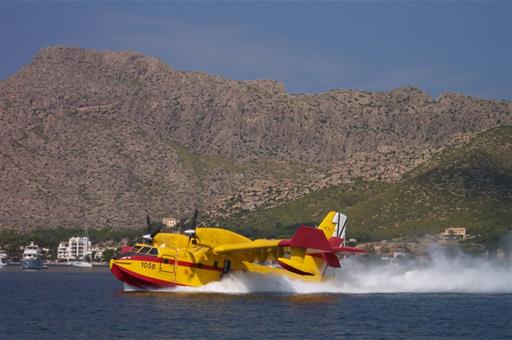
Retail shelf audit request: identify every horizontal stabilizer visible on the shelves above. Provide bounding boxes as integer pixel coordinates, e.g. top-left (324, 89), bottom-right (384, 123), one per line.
top-left (278, 226), bottom-right (332, 251)
top-left (332, 246), bottom-right (367, 254)
top-left (278, 226), bottom-right (366, 269)
top-left (328, 236), bottom-right (343, 248)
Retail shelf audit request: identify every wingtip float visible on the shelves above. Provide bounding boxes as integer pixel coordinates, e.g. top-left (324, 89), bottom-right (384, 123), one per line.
top-left (110, 211), bottom-right (366, 290)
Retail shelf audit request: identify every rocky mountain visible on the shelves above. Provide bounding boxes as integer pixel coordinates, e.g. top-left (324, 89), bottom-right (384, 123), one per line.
top-left (228, 126), bottom-right (512, 244)
top-left (1, 46), bottom-right (511, 230)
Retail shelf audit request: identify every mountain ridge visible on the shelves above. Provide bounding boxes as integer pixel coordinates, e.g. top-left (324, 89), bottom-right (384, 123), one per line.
top-left (222, 126), bottom-right (512, 243)
top-left (1, 46), bottom-right (511, 230)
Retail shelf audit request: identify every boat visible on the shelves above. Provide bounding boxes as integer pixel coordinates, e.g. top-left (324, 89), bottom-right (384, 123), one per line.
top-left (21, 242), bottom-right (46, 269)
top-left (70, 256), bottom-right (93, 268)
top-left (110, 210), bottom-right (366, 289)
top-left (70, 261), bottom-right (93, 268)
top-left (0, 250), bottom-right (8, 267)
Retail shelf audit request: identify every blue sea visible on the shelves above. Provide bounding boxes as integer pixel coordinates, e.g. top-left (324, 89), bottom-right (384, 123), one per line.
top-left (1, 256), bottom-right (511, 339)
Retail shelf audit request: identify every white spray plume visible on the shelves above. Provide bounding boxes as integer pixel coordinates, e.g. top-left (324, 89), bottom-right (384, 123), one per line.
top-left (336, 246), bottom-right (512, 294)
top-left (125, 245), bottom-right (512, 295)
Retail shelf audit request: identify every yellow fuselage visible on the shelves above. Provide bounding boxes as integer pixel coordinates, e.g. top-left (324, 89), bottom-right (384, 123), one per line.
top-left (110, 228), bottom-right (325, 289)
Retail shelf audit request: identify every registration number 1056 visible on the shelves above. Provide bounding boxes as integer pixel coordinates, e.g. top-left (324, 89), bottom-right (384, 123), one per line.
top-left (141, 262), bottom-right (156, 270)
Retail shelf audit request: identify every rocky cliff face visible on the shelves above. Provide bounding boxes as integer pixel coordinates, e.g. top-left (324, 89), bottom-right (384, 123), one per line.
top-left (1, 46), bottom-right (511, 230)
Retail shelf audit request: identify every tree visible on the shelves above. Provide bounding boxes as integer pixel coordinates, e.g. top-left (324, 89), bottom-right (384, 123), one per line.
top-left (102, 248), bottom-right (119, 262)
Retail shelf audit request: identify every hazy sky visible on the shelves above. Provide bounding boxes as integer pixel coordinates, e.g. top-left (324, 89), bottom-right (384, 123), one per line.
top-left (1, 1), bottom-right (511, 100)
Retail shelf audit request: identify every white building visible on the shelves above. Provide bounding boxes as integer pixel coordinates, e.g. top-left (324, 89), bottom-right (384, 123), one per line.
top-left (57, 242), bottom-right (69, 261)
top-left (57, 236), bottom-right (92, 261)
top-left (440, 227), bottom-right (467, 240)
top-left (162, 217), bottom-right (178, 228)
top-left (68, 236), bottom-right (91, 260)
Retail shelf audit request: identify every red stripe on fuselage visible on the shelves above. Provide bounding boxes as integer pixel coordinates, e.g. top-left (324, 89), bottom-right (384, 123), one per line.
top-left (118, 253), bottom-right (223, 272)
top-left (177, 261), bottom-right (223, 272)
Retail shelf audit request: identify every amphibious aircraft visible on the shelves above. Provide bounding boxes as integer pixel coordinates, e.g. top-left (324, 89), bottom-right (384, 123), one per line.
top-left (110, 211), bottom-right (366, 289)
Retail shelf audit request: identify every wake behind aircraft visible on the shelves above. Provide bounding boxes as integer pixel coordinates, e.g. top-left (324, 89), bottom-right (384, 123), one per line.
top-left (110, 211), bottom-right (366, 289)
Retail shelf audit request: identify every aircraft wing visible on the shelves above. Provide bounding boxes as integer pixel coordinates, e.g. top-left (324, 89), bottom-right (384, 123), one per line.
top-left (214, 227), bottom-right (367, 254)
top-left (213, 239), bottom-right (281, 254)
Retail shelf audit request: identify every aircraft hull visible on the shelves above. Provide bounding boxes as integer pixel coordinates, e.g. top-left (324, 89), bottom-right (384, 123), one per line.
top-left (110, 251), bottom-right (325, 289)
top-left (110, 252), bottom-right (224, 288)
top-left (110, 261), bottom-right (179, 289)
top-left (109, 214), bottom-right (366, 290)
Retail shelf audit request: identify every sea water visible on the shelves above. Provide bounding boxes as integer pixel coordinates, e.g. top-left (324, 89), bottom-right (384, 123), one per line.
top-left (1, 253), bottom-right (511, 339)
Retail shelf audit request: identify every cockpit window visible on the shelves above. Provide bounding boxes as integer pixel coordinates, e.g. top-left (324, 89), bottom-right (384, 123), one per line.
top-left (130, 246), bottom-right (142, 252)
top-left (139, 246), bottom-right (151, 254)
top-left (148, 248), bottom-right (159, 256)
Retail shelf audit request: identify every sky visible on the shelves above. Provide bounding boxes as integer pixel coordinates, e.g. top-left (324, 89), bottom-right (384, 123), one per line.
top-left (1, 1), bottom-right (511, 100)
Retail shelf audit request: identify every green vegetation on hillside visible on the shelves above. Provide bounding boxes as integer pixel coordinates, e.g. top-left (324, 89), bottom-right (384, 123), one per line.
top-left (3, 128), bottom-right (510, 254)
top-left (220, 126), bottom-right (512, 248)
top-left (218, 181), bottom-right (392, 238)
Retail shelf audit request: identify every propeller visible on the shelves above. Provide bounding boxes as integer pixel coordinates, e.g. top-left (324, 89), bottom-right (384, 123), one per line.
top-left (185, 208), bottom-right (199, 245)
top-left (142, 213), bottom-right (163, 243)
top-left (192, 208), bottom-right (198, 229)
top-left (146, 214), bottom-right (151, 232)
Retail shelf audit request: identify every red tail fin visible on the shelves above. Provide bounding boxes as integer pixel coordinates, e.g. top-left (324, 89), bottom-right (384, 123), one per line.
top-left (278, 226), bottom-right (366, 270)
top-left (279, 226), bottom-right (332, 250)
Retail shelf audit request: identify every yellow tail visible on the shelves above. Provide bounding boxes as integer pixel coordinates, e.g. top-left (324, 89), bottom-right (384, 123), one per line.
top-left (275, 212), bottom-right (349, 277)
top-left (317, 211), bottom-right (347, 240)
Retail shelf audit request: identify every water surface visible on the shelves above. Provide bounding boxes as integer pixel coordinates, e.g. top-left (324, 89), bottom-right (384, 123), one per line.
top-left (1, 265), bottom-right (511, 339)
